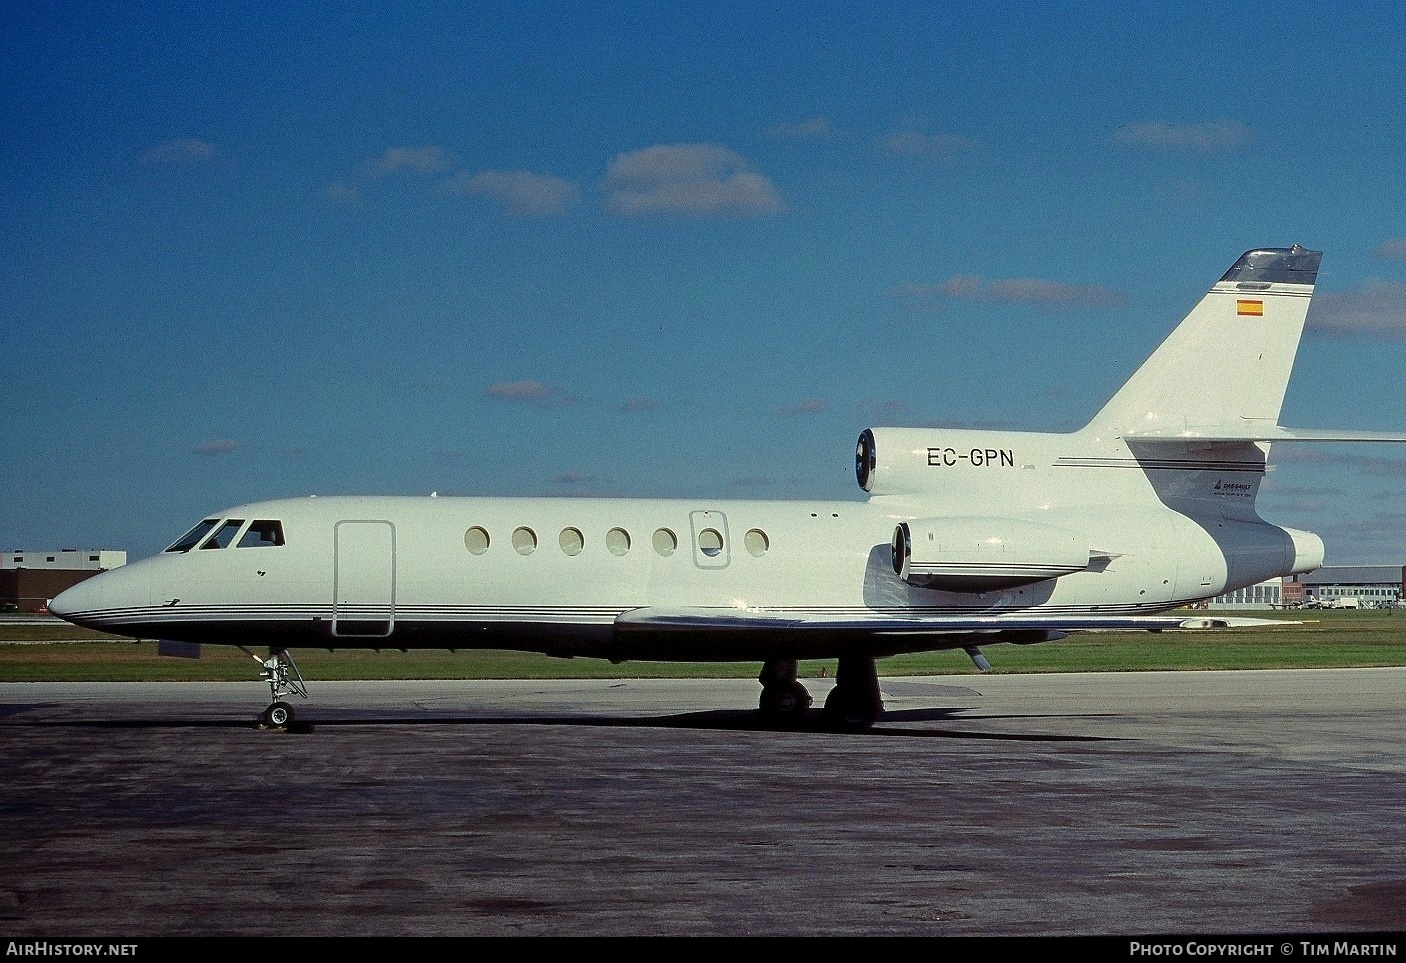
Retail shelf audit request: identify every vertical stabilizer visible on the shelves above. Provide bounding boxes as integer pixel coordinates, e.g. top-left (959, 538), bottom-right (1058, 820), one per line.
top-left (1083, 246), bottom-right (1321, 437)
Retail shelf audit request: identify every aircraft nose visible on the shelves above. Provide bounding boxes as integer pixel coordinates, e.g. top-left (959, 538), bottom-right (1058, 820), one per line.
top-left (48, 576), bottom-right (103, 625)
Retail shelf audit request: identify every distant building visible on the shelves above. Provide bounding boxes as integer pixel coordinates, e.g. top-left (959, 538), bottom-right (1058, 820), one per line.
top-left (1205, 564), bottom-right (1405, 611)
top-left (1205, 578), bottom-right (1284, 610)
top-left (0, 549), bottom-right (127, 614)
top-left (1287, 564), bottom-right (1405, 610)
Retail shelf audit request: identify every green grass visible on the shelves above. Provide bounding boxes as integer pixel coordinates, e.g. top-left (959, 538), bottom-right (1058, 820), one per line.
top-left (4, 610), bottom-right (1406, 682)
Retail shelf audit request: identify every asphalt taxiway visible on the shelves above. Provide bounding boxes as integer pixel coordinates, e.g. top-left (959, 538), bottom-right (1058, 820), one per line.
top-left (1, 669), bottom-right (1404, 937)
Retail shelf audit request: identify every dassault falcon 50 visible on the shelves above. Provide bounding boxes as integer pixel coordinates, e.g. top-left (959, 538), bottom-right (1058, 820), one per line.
top-left (50, 246), bottom-right (1406, 729)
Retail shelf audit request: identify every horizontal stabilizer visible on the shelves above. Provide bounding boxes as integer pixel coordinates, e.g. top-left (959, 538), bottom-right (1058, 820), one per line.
top-left (1124, 425), bottom-right (1406, 443)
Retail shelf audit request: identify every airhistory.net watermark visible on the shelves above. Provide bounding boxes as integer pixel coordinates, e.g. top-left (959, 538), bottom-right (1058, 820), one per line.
top-left (6, 945), bottom-right (137, 957)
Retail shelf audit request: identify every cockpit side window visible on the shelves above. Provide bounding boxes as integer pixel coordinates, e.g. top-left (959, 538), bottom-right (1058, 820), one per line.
top-left (201, 519), bottom-right (246, 550)
top-left (166, 519), bottom-right (219, 553)
top-left (237, 520), bottom-right (285, 548)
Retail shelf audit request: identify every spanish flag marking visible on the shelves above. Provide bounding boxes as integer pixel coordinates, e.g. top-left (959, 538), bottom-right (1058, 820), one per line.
top-left (1237, 299), bottom-right (1264, 317)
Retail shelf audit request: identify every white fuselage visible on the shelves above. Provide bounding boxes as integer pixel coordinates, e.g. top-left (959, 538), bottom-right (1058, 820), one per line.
top-left (49, 427), bottom-right (1321, 663)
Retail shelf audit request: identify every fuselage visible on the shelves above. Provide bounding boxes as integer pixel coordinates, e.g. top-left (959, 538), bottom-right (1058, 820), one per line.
top-left (49, 459), bottom-right (1320, 664)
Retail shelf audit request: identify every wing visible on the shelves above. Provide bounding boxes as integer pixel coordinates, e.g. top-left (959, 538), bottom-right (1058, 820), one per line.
top-left (615, 606), bottom-right (1291, 635)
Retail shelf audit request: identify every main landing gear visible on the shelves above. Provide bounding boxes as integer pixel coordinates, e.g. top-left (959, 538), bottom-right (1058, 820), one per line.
top-left (757, 656), bottom-right (885, 730)
top-left (240, 646), bottom-right (309, 731)
top-left (758, 660), bottom-right (813, 726)
top-left (822, 656), bottom-right (884, 730)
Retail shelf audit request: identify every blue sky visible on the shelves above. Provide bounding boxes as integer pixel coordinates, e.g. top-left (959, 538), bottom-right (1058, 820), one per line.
top-left (4, 1), bottom-right (1405, 562)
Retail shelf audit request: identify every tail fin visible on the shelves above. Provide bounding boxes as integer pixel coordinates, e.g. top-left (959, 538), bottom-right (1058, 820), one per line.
top-left (1083, 246), bottom-right (1321, 438)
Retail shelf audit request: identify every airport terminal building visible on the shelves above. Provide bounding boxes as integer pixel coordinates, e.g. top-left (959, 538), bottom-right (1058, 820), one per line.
top-left (0, 549), bottom-right (127, 613)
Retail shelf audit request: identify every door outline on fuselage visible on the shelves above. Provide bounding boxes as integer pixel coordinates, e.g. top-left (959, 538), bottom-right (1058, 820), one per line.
top-left (332, 519), bottom-right (396, 637)
top-left (689, 510), bottom-right (731, 570)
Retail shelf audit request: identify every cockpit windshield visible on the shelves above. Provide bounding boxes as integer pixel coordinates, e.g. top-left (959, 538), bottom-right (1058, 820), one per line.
top-left (165, 517), bottom-right (286, 553)
top-left (200, 519), bottom-right (245, 550)
top-left (238, 520), bottom-right (285, 547)
top-left (166, 519), bottom-right (219, 553)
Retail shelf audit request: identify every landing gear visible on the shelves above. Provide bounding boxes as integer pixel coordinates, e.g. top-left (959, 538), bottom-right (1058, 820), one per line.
top-left (240, 646), bottom-right (309, 730)
top-left (822, 656), bottom-right (883, 730)
top-left (757, 659), bottom-right (813, 726)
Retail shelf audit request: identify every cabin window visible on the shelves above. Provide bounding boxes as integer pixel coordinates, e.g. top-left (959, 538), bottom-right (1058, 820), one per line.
top-left (606, 527), bottom-right (631, 556)
top-left (745, 529), bottom-right (769, 557)
top-left (512, 527), bottom-right (537, 556)
top-left (464, 526), bottom-right (490, 555)
top-left (652, 528), bottom-right (677, 557)
top-left (559, 527), bottom-right (584, 556)
top-left (237, 520), bottom-right (285, 548)
top-left (200, 519), bottom-right (245, 550)
top-left (698, 528), bottom-right (724, 558)
top-left (167, 519), bottom-right (219, 553)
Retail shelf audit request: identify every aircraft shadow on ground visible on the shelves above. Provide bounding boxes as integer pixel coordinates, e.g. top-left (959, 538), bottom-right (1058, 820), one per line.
top-left (1, 705), bottom-right (1126, 742)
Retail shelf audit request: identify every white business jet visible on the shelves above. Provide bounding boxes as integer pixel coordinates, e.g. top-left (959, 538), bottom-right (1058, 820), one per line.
top-left (49, 246), bottom-right (1406, 730)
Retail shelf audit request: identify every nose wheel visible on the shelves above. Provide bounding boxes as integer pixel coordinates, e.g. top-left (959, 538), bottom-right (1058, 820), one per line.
top-left (262, 701), bottom-right (295, 728)
top-left (240, 647), bottom-right (309, 730)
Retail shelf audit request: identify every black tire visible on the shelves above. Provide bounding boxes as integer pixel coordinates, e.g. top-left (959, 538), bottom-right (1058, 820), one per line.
top-left (266, 702), bottom-right (293, 728)
top-left (758, 684), bottom-right (812, 725)
top-left (823, 687), bottom-right (877, 730)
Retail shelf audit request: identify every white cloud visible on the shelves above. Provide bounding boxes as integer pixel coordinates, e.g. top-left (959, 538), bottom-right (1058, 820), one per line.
top-left (192, 439), bottom-right (238, 456)
top-left (767, 116), bottom-right (833, 139)
top-left (484, 380), bottom-right (579, 407)
top-left (1110, 120), bottom-right (1253, 151)
top-left (1309, 281), bottom-right (1406, 338)
top-left (369, 146), bottom-right (454, 178)
top-left (1373, 238), bottom-right (1406, 261)
top-left (878, 130), bottom-right (977, 163)
top-left (603, 143), bottom-right (783, 218)
top-left (485, 379), bottom-right (553, 401)
top-left (777, 398), bottom-right (827, 416)
top-left (890, 276), bottom-right (1128, 311)
top-left (142, 139), bottom-right (219, 164)
top-left (443, 170), bottom-right (580, 216)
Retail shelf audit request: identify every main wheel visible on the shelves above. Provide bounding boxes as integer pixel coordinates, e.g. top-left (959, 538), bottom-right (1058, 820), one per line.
top-left (823, 686), bottom-right (877, 730)
top-left (758, 683), bottom-right (812, 725)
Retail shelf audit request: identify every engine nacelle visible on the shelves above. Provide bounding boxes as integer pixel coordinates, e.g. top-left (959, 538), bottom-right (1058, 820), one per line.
top-left (892, 516), bottom-right (1092, 592)
top-left (857, 427), bottom-right (939, 496)
top-left (857, 426), bottom-right (1029, 497)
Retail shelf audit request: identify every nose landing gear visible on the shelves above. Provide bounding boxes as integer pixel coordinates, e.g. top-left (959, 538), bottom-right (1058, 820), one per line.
top-left (240, 647), bottom-right (309, 731)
